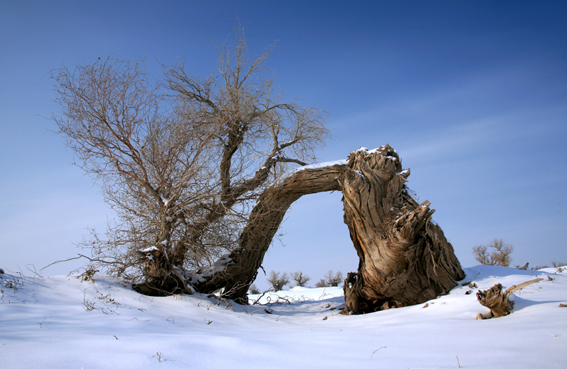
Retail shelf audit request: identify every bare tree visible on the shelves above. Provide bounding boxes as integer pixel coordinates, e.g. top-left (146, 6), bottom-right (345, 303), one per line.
top-left (324, 270), bottom-right (343, 286)
top-left (248, 284), bottom-right (261, 294)
top-left (315, 279), bottom-right (329, 288)
top-left (267, 271), bottom-right (289, 292)
top-left (53, 25), bottom-right (328, 295)
top-left (53, 29), bottom-right (466, 310)
top-left (291, 271), bottom-right (310, 287)
top-left (472, 245), bottom-right (491, 266)
top-left (472, 239), bottom-right (514, 267)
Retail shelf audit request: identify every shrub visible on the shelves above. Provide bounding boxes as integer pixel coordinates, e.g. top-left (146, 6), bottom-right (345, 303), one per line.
top-left (267, 271), bottom-right (290, 292)
top-left (291, 271), bottom-right (310, 287)
top-left (248, 284), bottom-right (261, 294)
top-left (324, 270), bottom-right (344, 286)
top-left (315, 279), bottom-right (329, 288)
top-left (472, 239), bottom-right (513, 267)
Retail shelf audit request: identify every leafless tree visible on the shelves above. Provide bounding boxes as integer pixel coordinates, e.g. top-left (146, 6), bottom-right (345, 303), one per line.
top-left (267, 271), bottom-right (289, 292)
top-left (291, 271), bottom-right (310, 287)
top-left (52, 25), bottom-right (328, 295)
top-left (52, 28), bottom-right (466, 310)
top-left (248, 284), bottom-right (261, 294)
top-left (324, 270), bottom-right (343, 286)
top-left (313, 271), bottom-right (342, 288)
top-left (315, 279), bottom-right (329, 288)
top-left (472, 239), bottom-right (514, 267)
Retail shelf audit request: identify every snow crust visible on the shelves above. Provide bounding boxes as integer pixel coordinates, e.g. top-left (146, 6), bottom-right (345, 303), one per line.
top-left (272, 159), bottom-right (347, 187)
top-left (1, 265), bottom-right (566, 368)
top-left (356, 145), bottom-right (398, 161)
top-left (139, 246), bottom-right (159, 253)
top-left (272, 145), bottom-right (403, 188)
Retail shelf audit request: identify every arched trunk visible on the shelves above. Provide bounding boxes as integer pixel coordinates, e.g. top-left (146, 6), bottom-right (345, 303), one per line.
top-left (192, 162), bottom-right (346, 302)
top-left (142, 145), bottom-right (465, 312)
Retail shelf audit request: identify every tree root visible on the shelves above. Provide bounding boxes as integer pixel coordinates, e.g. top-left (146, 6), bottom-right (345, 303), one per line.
top-left (476, 278), bottom-right (543, 319)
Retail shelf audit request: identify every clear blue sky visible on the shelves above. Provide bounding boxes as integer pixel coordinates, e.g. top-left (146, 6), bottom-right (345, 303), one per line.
top-left (1, 1), bottom-right (566, 289)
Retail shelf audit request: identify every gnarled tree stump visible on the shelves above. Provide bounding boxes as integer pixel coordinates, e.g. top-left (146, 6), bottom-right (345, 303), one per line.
top-left (339, 146), bottom-right (465, 313)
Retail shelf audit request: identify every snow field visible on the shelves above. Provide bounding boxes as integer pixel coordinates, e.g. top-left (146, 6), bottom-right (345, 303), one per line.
top-left (1, 265), bottom-right (566, 368)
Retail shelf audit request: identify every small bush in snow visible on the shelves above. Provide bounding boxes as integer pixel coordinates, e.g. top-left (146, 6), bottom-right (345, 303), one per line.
top-left (267, 271), bottom-right (289, 292)
top-left (324, 270), bottom-right (343, 287)
top-left (291, 271), bottom-right (310, 287)
top-left (472, 239), bottom-right (514, 267)
top-left (315, 279), bottom-right (328, 288)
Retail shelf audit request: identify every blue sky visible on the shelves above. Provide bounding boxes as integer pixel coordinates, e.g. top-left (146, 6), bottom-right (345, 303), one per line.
top-left (1, 1), bottom-right (566, 289)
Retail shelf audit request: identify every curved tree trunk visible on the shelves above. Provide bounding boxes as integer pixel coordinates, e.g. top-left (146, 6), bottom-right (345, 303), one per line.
top-left (192, 163), bottom-right (346, 302)
top-left (147, 145), bottom-right (465, 311)
top-left (340, 146), bottom-right (465, 313)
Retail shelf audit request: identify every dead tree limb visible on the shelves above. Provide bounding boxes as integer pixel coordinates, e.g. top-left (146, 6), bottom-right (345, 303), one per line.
top-left (477, 278), bottom-right (543, 318)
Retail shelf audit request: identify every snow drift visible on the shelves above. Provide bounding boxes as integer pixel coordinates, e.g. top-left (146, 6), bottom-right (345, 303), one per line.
top-left (1, 265), bottom-right (566, 368)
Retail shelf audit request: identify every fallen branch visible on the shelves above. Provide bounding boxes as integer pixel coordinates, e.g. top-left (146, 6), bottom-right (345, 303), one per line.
top-left (476, 278), bottom-right (543, 319)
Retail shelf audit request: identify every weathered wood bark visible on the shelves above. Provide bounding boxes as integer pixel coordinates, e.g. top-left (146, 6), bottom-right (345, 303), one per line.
top-left (192, 163), bottom-right (346, 302)
top-left (476, 278), bottom-right (542, 319)
top-left (339, 146), bottom-right (465, 313)
top-left (344, 272), bottom-right (360, 314)
top-left (476, 284), bottom-right (513, 318)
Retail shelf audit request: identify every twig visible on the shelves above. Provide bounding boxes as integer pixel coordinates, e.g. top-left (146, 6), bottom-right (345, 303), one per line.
top-left (370, 346), bottom-right (387, 359)
top-left (40, 255), bottom-right (85, 271)
top-left (40, 253), bottom-right (127, 272)
top-left (250, 290), bottom-right (269, 305)
top-left (26, 265), bottom-right (43, 278)
top-left (153, 352), bottom-right (164, 362)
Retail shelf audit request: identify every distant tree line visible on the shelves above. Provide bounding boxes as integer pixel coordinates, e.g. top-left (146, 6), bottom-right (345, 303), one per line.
top-left (249, 269), bottom-right (344, 293)
top-left (472, 239), bottom-right (565, 270)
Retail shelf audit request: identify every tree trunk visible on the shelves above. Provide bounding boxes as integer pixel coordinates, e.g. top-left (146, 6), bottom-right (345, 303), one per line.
top-left (192, 163), bottom-right (346, 303)
top-left (339, 146), bottom-right (465, 313)
top-left (146, 145), bottom-right (465, 312)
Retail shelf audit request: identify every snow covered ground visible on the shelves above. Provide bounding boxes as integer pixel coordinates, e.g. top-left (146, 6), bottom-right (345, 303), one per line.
top-left (1, 265), bottom-right (566, 368)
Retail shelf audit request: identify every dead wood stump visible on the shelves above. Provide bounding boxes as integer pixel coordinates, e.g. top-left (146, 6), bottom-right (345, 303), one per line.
top-left (477, 278), bottom-right (542, 318)
top-left (339, 145), bottom-right (465, 313)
